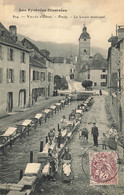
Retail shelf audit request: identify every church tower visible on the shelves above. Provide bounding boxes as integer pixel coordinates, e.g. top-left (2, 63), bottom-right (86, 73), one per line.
top-left (79, 25), bottom-right (91, 61)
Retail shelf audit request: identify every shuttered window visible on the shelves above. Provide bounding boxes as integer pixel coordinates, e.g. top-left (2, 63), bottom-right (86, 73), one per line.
top-left (40, 72), bottom-right (45, 81)
top-left (20, 51), bottom-right (26, 63)
top-left (6, 68), bottom-right (14, 83)
top-left (48, 72), bottom-right (51, 82)
top-left (0, 67), bottom-right (3, 83)
top-left (20, 70), bottom-right (26, 83)
top-left (0, 45), bottom-right (3, 60)
top-left (7, 48), bottom-right (14, 61)
top-left (101, 82), bottom-right (107, 86)
top-left (33, 70), bottom-right (35, 81)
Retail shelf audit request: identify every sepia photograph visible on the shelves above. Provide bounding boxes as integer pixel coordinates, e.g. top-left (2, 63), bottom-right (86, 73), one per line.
top-left (0, 0), bottom-right (124, 194)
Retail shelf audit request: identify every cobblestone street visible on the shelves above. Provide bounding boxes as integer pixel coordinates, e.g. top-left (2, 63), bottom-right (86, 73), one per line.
top-left (34, 94), bottom-right (124, 195)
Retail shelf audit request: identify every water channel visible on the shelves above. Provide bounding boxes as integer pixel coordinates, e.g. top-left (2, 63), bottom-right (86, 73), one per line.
top-left (0, 101), bottom-right (79, 183)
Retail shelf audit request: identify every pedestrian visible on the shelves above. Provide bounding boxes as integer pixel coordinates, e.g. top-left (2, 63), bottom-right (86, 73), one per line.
top-left (61, 115), bottom-right (68, 129)
top-left (48, 128), bottom-right (55, 145)
top-left (61, 147), bottom-right (73, 183)
top-left (108, 124), bottom-right (118, 150)
top-left (99, 89), bottom-right (102, 96)
top-left (48, 148), bottom-right (56, 181)
top-left (91, 122), bottom-right (99, 147)
top-left (79, 129), bottom-right (82, 140)
top-left (101, 133), bottom-right (107, 149)
top-left (82, 127), bottom-right (89, 143)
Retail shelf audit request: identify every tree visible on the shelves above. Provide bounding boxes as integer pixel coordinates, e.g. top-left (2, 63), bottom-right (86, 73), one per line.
top-left (82, 80), bottom-right (93, 90)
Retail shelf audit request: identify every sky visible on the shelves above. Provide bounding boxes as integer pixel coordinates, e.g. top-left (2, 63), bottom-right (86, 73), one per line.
top-left (0, 0), bottom-right (124, 50)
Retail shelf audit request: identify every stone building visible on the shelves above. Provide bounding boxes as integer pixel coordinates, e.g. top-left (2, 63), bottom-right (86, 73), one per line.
top-left (75, 25), bottom-right (91, 81)
top-left (107, 25), bottom-right (124, 134)
top-left (50, 56), bottom-right (75, 90)
top-left (88, 53), bottom-right (108, 89)
top-left (21, 39), bottom-right (54, 104)
top-left (75, 25), bottom-right (107, 89)
top-left (0, 23), bottom-right (30, 117)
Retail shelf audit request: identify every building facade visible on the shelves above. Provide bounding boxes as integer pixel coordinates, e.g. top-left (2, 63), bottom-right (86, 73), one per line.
top-left (21, 39), bottom-right (54, 103)
top-left (50, 57), bottom-right (75, 89)
top-left (88, 53), bottom-right (108, 89)
top-left (107, 25), bottom-right (124, 134)
top-left (75, 25), bottom-right (107, 89)
top-left (75, 25), bottom-right (91, 81)
top-left (0, 23), bottom-right (30, 117)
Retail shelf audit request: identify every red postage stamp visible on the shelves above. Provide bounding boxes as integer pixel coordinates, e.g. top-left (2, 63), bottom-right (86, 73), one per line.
top-left (89, 151), bottom-right (118, 185)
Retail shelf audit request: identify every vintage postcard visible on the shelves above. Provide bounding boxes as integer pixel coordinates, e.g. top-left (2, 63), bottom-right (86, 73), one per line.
top-left (0, 0), bottom-right (124, 194)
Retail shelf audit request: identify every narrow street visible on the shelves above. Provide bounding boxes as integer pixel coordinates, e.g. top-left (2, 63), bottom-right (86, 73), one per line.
top-left (0, 98), bottom-right (79, 183)
top-left (34, 94), bottom-right (123, 195)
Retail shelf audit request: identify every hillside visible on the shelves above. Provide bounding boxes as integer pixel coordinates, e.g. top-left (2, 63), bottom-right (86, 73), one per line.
top-left (18, 34), bottom-right (107, 59)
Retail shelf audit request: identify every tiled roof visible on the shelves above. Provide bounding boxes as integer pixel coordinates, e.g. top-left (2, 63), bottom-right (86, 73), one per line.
top-left (108, 36), bottom-right (118, 43)
top-left (30, 57), bottom-right (47, 69)
top-left (89, 59), bottom-right (108, 70)
top-left (0, 22), bottom-right (29, 52)
top-left (80, 54), bottom-right (107, 72)
top-left (21, 38), bottom-right (53, 62)
top-left (50, 57), bottom-right (65, 63)
top-left (41, 49), bottom-right (50, 54)
top-left (90, 53), bottom-right (107, 70)
top-left (79, 32), bottom-right (90, 40)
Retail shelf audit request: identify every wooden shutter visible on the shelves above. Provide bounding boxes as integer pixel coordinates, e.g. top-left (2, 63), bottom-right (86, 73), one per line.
top-left (7, 48), bottom-right (10, 61)
top-left (20, 70), bottom-right (22, 83)
top-left (0, 46), bottom-right (3, 60)
top-left (13, 49), bottom-right (15, 61)
top-left (0, 68), bottom-right (3, 83)
top-left (12, 69), bottom-right (15, 83)
top-left (24, 70), bottom-right (26, 82)
top-left (6, 68), bottom-right (9, 83)
top-left (24, 52), bottom-right (26, 63)
top-left (20, 52), bottom-right (22, 63)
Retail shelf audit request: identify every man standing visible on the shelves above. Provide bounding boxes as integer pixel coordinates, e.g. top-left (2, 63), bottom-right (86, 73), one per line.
top-left (91, 122), bottom-right (99, 147)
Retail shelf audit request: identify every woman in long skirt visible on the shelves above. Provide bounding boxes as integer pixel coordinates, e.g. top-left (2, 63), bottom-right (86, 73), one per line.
top-left (61, 146), bottom-right (73, 183)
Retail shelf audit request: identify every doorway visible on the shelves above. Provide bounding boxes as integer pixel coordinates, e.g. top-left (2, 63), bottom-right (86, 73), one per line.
top-left (19, 89), bottom-right (26, 108)
top-left (7, 92), bottom-right (13, 112)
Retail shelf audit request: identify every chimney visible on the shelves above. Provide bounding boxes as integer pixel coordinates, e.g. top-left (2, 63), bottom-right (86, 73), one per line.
top-left (9, 25), bottom-right (18, 42)
top-left (108, 36), bottom-right (118, 46)
top-left (118, 26), bottom-right (124, 41)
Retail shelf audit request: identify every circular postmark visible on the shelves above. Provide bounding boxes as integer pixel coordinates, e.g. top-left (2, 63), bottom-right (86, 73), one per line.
top-left (81, 144), bottom-right (120, 185)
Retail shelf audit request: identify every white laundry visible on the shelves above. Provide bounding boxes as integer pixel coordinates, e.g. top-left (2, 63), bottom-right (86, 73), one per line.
top-left (63, 164), bottom-right (71, 176)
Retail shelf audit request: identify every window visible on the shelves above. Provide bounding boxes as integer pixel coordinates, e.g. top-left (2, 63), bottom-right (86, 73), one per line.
top-left (48, 72), bottom-right (51, 82)
top-left (7, 68), bottom-right (14, 83)
top-left (0, 68), bottom-right (3, 83)
top-left (40, 72), bottom-right (45, 81)
top-left (88, 74), bottom-right (90, 79)
top-left (33, 70), bottom-right (35, 81)
top-left (101, 82), bottom-right (107, 86)
top-left (94, 82), bottom-right (97, 86)
top-left (20, 70), bottom-right (26, 83)
top-left (36, 71), bottom-right (39, 80)
top-left (84, 49), bottom-right (86, 52)
top-left (102, 69), bottom-right (106, 72)
top-left (118, 69), bottom-right (121, 92)
top-left (7, 48), bottom-right (14, 61)
top-left (20, 51), bottom-right (26, 63)
top-left (32, 70), bottom-right (40, 81)
top-left (101, 74), bottom-right (106, 79)
top-left (0, 45), bottom-right (3, 60)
